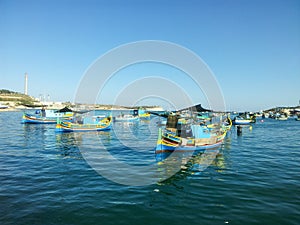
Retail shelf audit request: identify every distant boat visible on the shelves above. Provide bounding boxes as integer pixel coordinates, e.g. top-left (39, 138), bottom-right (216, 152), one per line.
top-left (113, 114), bottom-right (139, 122)
top-left (22, 107), bottom-right (74, 124)
top-left (55, 115), bottom-right (112, 132)
top-left (232, 116), bottom-right (252, 125)
top-left (232, 113), bottom-right (255, 125)
top-left (0, 104), bottom-right (9, 109)
top-left (275, 114), bottom-right (288, 121)
top-left (134, 108), bottom-right (151, 120)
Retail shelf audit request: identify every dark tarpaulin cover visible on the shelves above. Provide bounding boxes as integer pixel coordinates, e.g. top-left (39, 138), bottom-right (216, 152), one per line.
top-left (55, 107), bottom-right (73, 113)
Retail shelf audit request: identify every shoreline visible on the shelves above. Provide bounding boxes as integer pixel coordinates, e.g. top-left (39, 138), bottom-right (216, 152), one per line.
top-left (0, 106), bottom-right (165, 112)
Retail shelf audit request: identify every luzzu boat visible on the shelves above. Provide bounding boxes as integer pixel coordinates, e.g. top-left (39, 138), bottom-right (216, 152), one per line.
top-left (136, 108), bottom-right (151, 120)
top-left (55, 115), bottom-right (112, 132)
top-left (22, 107), bottom-right (74, 124)
top-left (22, 113), bottom-right (59, 124)
top-left (155, 114), bottom-right (229, 155)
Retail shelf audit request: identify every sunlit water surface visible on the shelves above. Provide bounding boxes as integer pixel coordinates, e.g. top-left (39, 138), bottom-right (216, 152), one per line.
top-left (0, 112), bottom-right (299, 225)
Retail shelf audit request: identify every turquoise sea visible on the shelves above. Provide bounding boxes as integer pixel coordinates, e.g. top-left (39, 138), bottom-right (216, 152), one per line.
top-left (1, 111), bottom-right (299, 225)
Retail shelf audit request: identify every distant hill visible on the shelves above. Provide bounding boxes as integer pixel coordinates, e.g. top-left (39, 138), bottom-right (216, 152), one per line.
top-left (0, 89), bottom-right (36, 106)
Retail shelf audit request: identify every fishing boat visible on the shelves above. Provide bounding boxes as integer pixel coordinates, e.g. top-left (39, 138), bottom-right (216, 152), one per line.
top-left (155, 114), bottom-right (229, 155)
top-left (55, 115), bottom-right (112, 132)
top-left (232, 113), bottom-right (255, 125)
top-left (0, 103), bottom-right (9, 109)
top-left (135, 108), bottom-right (151, 120)
top-left (113, 114), bottom-right (139, 122)
top-left (232, 116), bottom-right (252, 125)
top-left (276, 114), bottom-right (288, 121)
top-left (22, 107), bottom-right (74, 124)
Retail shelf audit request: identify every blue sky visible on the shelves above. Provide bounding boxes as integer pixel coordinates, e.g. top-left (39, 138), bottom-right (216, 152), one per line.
top-left (1, 0), bottom-right (299, 111)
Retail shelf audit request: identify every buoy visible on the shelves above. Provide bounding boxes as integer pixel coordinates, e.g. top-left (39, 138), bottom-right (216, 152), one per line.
top-left (249, 126), bottom-right (252, 131)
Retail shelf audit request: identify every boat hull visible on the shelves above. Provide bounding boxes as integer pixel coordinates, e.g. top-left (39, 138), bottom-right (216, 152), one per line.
top-left (155, 127), bottom-right (226, 155)
top-left (22, 113), bottom-right (57, 124)
top-left (55, 124), bottom-right (111, 132)
top-left (114, 117), bottom-right (139, 122)
top-left (232, 120), bottom-right (252, 125)
top-left (55, 117), bottom-right (112, 132)
top-left (155, 140), bottom-right (223, 154)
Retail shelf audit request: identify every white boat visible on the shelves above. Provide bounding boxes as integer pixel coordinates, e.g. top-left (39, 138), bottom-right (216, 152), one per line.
top-left (0, 104), bottom-right (9, 109)
top-left (276, 114), bottom-right (288, 121)
top-left (113, 114), bottom-right (139, 122)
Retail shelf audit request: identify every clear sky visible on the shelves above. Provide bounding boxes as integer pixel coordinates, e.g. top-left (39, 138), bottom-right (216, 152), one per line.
top-left (1, 0), bottom-right (299, 111)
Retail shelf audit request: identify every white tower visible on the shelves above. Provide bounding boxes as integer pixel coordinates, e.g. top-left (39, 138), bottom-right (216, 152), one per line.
top-left (24, 73), bottom-right (28, 95)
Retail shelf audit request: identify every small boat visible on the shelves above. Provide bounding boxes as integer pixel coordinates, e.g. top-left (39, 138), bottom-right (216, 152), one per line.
top-left (135, 108), bottom-right (151, 120)
top-left (276, 114), bottom-right (288, 121)
top-left (113, 114), bottom-right (139, 122)
top-left (232, 113), bottom-right (255, 125)
top-left (22, 107), bottom-right (74, 124)
top-left (0, 104), bottom-right (9, 109)
top-left (232, 117), bottom-right (252, 125)
top-left (55, 115), bottom-right (112, 132)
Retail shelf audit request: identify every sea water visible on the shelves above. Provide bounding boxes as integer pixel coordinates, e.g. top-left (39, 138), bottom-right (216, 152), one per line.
top-left (0, 111), bottom-right (299, 225)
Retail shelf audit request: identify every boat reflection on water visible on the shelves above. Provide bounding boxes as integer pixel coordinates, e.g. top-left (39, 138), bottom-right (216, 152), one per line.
top-left (155, 138), bottom-right (231, 183)
top-left (22, 123), bottom-right (51, 151)
top-left (55, 131), bottom-right (112, 159)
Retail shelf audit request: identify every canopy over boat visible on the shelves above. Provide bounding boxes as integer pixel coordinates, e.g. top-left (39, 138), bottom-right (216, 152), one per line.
top-left (55, 106), bottom-right (73, 113)
top-left (176, 104), bottom-right (212, 113)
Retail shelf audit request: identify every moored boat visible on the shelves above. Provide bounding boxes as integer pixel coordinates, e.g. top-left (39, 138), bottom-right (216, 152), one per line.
top-left (155, 114), bottom-right (229, 155)
top-left (22, 113), bottom-right (59, 124)
top-left (113, 114), bottom-right (139, 122)
top-left (55, 115), bottom-right (112, 132)
top-left (232, 117), bottom-right (252, 125)
top-left (232, 113), bottom-right (255, 125)
top-left (22, 107), bottom-right (74, 124)
top-left (276, 114), bottom-right (288, 120)
top-left (134, 108), bottom-right (151, 120)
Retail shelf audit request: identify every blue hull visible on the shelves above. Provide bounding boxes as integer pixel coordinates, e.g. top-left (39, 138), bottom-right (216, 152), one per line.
top-left (55, 126), bottom-right (111, 133)
top-left (155, 141), bottom-right (222, 154)
top-left (22, 117), bottom-right (56, 124)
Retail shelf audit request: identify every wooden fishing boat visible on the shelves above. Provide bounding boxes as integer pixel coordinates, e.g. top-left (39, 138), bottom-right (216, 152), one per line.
top-left (22, 113), bottom-right (57, 124)
top-left (155, 114), bottom-right (229, 155)
top-left (136, 108), bottom-right (151, 119)
top-left (156, 128), bottom-right (227, 154)
top-left (55, 116), bottom-right (112, 132)
top-left (22, 108), bottom-right (74, 124)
